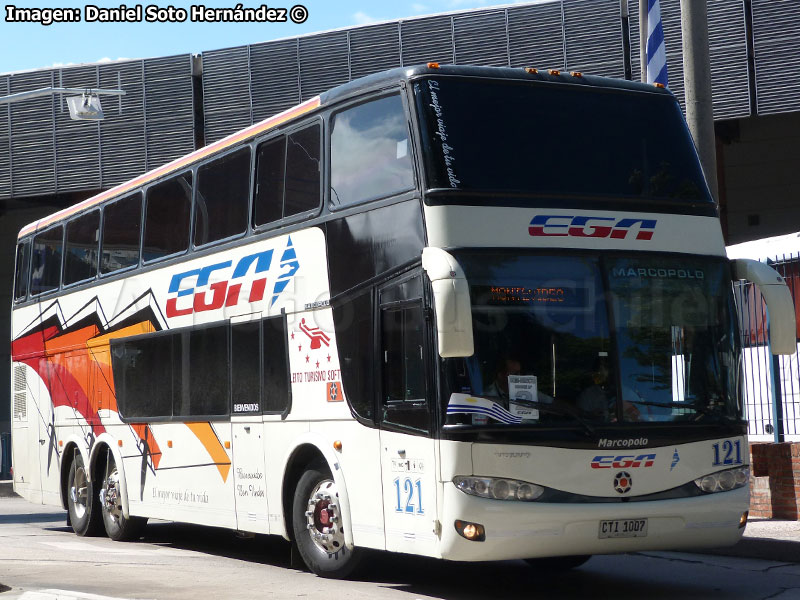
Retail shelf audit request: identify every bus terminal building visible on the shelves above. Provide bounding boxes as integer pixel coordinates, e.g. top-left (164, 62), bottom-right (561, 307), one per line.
top-left (2, 0), bottom-right (800, 465)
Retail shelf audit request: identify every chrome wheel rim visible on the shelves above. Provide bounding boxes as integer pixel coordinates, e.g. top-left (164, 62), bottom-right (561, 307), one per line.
top-left (304, 479), bottom-right (344, 554)
top-left (70, 464), bottom-right (89, 519)
top-left (101, 467), bottom-right (123, 525)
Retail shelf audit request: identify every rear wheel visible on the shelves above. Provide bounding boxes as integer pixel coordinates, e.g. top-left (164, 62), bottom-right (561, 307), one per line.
top-left (292, 466), bottom-right (361, 578)
top-left (99, 451), bottom-right (147, 541)
top-left (524, 555), bottom-right (592, 570)
top-left (67, 453), bottom-right (102, 536)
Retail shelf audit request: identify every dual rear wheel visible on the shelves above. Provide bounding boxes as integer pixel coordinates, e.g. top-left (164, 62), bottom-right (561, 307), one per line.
top-left (66, 450), bottom-right (146, 541)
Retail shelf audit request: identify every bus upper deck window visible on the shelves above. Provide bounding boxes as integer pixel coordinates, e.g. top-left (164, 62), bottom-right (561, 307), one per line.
top-left (194, 147), bottom-right (250, 247)
top-left (13, 241), bottom-right (31, 301)
top-left (254, 136), bottom-right (287, 227)
top-left (30, 225), bottom-right (64, 296)
top-left (64, 209), bottom-right (100, 286)
top-left (101, 192), bottom-right (142, 274)
top-left (284, 123), bottom-right (321, 217)
top-left (143, 172), bottom-right (192, 262)
top-left (331, 94), bottom-right (414, 208)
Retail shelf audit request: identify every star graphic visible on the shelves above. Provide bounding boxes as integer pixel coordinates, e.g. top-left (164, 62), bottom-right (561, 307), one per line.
top-left (290, 332), bottom-right (295, 340)
top-left (298, 345), bottom-right (302, 352)
top-left (305, 355), bottom-right (310, 363)
top-left (315, 360), bottom-right (320, 368)
top-left (327, 354), bottom-right (331, 362)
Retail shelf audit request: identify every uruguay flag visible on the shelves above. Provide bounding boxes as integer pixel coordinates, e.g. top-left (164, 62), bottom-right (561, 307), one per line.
top-left (646, 0), bottom-right (668, 87)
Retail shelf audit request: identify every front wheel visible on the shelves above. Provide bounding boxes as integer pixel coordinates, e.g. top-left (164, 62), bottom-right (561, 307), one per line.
top-left (99, 451), bottom-right (147, 541)
top-left (524, 555), bottom-right (592, 571)
top-left (292, 467), bottom-right (361, 578)
top-left (67, 453), bottom-right (102, 536)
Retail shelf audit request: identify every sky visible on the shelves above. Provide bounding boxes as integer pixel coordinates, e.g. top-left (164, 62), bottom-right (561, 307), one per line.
top-left (0, 0), bottom-right (526, 75)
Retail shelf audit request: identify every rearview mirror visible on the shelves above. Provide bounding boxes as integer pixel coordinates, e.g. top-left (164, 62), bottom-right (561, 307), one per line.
top-left (732, 258), bottom-right (797, 355)
top-left (422, 248), bottom-right (474, 358)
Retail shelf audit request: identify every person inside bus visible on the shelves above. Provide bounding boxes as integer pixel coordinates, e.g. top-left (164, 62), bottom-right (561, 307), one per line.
top-left (483, 356), bottom-right (522, 401)
top-left (577, 356), bottom-right (641, 422)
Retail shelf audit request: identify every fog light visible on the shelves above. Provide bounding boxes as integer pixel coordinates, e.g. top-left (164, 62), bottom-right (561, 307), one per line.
top-left (739, 511), bottom-right (748, 529)
top-left (455, 520), bottom-right (486, 542)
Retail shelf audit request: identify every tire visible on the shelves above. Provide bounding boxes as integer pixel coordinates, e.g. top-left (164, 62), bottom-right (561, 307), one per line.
top-left (291, 466), bottom-right (361, 579)
top-left (67, 453), bottom-right (102, 536)
top-left (99, 452), bottom-right (147, 541)
top-left (524, 555), bottom-right (592, 571)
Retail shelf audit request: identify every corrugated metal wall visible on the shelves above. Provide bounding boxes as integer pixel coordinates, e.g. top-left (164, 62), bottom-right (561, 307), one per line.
top-left (628, 0), bottom-right (751, 120)
top-left (202, 0), bottom-right (628, 143)
top-left (3, 1), bottom-right (800, 201)
top-left (0, 54), bottom-right (194, 200)
top-left (752, 0), bottom-right (800, 115)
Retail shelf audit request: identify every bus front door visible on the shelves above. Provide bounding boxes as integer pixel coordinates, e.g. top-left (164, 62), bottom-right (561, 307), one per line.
top-left (378, 277), bottom-right (439, 556)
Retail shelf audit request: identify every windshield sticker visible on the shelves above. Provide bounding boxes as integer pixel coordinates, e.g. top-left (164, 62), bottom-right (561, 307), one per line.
top-left (508, 375), bottom-right (539, 419)
top-left (447, 393), bottom-right (522, 425)
top-left (427, 80), bottom-right (460, 188)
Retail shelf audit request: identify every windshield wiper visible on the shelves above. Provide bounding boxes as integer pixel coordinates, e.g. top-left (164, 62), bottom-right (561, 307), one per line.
top-left (511, 399), bottom-right (597, 439)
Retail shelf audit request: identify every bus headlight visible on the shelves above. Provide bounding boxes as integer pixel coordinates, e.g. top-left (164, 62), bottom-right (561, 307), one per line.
top-left (454, 476), bottom-right (545, 501)
top-left (694, 466), bottom-right (750, 493)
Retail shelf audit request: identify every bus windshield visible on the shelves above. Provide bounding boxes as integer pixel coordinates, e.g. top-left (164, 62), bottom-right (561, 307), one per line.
top-left (414, 76), bottom-right (712, 204)
top-left (441, 252), bottom-right (742, 430)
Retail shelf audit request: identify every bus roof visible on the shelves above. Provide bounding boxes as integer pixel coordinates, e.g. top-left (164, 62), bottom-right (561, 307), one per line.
top-left (17, 64), bottom-right (672, 241)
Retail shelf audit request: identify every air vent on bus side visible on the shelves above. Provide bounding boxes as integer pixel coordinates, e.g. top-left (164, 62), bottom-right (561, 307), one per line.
top-left (13, 364), bottom-right (27, 421)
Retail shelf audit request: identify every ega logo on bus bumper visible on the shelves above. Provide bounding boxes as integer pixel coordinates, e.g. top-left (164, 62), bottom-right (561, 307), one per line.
top-left (529, 215), bottom-right (657, 240)
top-left (591, 454), bottom-right (656, 469)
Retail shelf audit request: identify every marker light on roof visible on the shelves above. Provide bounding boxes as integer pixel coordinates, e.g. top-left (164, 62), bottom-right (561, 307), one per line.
top-left (654, 82), bottom-right (666, 89)
top-left (549, 69), bottom-right (561, 76)
top-left (570, 71), bottom-right (583, 78)
top-left (524, 67), bottom-right (538, 74)
top-left (427, 62), bottom-right (440, 69)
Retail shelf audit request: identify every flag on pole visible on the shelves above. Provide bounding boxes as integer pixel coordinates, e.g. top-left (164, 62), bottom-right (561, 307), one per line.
top-left (646, 0), bottom-right (668, 87)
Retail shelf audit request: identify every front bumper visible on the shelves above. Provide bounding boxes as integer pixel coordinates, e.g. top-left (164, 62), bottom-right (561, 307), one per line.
top-left (439, 482), bottom-right (748, 561)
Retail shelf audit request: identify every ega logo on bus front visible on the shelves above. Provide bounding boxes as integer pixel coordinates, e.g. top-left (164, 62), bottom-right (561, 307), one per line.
top-left (529, 215), bottom-right (657, 240)
top-left (166, 237), bottom-right (299, 318)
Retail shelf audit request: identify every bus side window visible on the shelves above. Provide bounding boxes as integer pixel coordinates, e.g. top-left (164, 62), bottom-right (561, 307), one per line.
top-left (64, 209), bottom-right (100, 286)
top-left (263, 315), bottom-right (291, 414)
top-left (14, 241), bottom-right (30, 301)
top-left (380, 275), bottom-right (428, 433)
top-left (101, 192), bottom-right (142, 274)
top-left (194, 147), bottom-right (250, 247)
top-left (330, 94), bottom-right (414, 207)
top-left (254, 136), bottom-right (287, 227)
top-left (284, 123), bottom-right (321, 217)
top-left (31, 225), bottom-right (64, 296)
top-left (231, 321), bottom-right (262, 415)
top-left (176, 324), bottom-right (230, 418)
top-left (143, 171), bottom-right (192, 263)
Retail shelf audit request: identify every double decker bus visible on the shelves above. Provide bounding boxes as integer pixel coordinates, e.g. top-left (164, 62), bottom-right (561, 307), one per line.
top-left (10, 64), bottom-right (795, 578)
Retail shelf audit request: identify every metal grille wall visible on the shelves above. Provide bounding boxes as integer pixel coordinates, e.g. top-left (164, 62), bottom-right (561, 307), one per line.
top-left (202, 0), bottom-right (628, 143)
top-left (628, 0), bottom-right (751, 120)
top-left (752, 0), bottom-right (800, 115)
top-left (0, 55), bottom-right (194, 201)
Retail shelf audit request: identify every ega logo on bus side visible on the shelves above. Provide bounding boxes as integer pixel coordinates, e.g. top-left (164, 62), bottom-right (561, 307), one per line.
top-left (165, 237), bottom-right (299, 318)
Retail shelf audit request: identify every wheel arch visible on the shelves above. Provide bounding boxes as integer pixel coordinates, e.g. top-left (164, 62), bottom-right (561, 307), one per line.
top-left (280, 434), bottom-right (354, 550)
top-left (59, 436), bottom-right (90, 511)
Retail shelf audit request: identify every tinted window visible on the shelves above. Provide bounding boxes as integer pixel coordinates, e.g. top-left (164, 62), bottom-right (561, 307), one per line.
top-left (331, 95), bottom-right (414, 207)
top-left (31, 226), bottom-right (63, 295)
top-left (232, 321), bottom-right (261, 414)
top-left (64, 210), bottom-right (100, 286)
top-left (415, 77), bottom-right (712, 203)
top-left (101, 192), bottom-right (142, 274)
top-left (112, 334), bottom-right (175, 420)
top-left (143, 172), bottom-right (192, 262)
top-left (195, 148), bottom-right (251, 247)
top-left (263, 316), bottom-right (290, 413)
top-left (14, 241), bottom-right (30, 301)
top-left (334, 290), bottom-right (374, 422)
top-left (284, 124), bottom-right (321, 217)
top-left (253, 136), bottom-right (286, 226)
top-left (176, 324), bottom-right (229, 417)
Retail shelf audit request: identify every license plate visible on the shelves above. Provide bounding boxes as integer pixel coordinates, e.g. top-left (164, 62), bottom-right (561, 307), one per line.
top-left (598, 518), bottom-right (648, 539)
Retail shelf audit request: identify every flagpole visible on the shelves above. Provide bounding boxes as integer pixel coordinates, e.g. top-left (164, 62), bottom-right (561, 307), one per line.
top-left (639, 0), bottom-right (647, 82)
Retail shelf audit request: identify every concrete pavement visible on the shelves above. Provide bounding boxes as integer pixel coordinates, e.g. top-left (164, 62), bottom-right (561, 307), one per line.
top-left (2, 480), bottom-right (798, 563)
